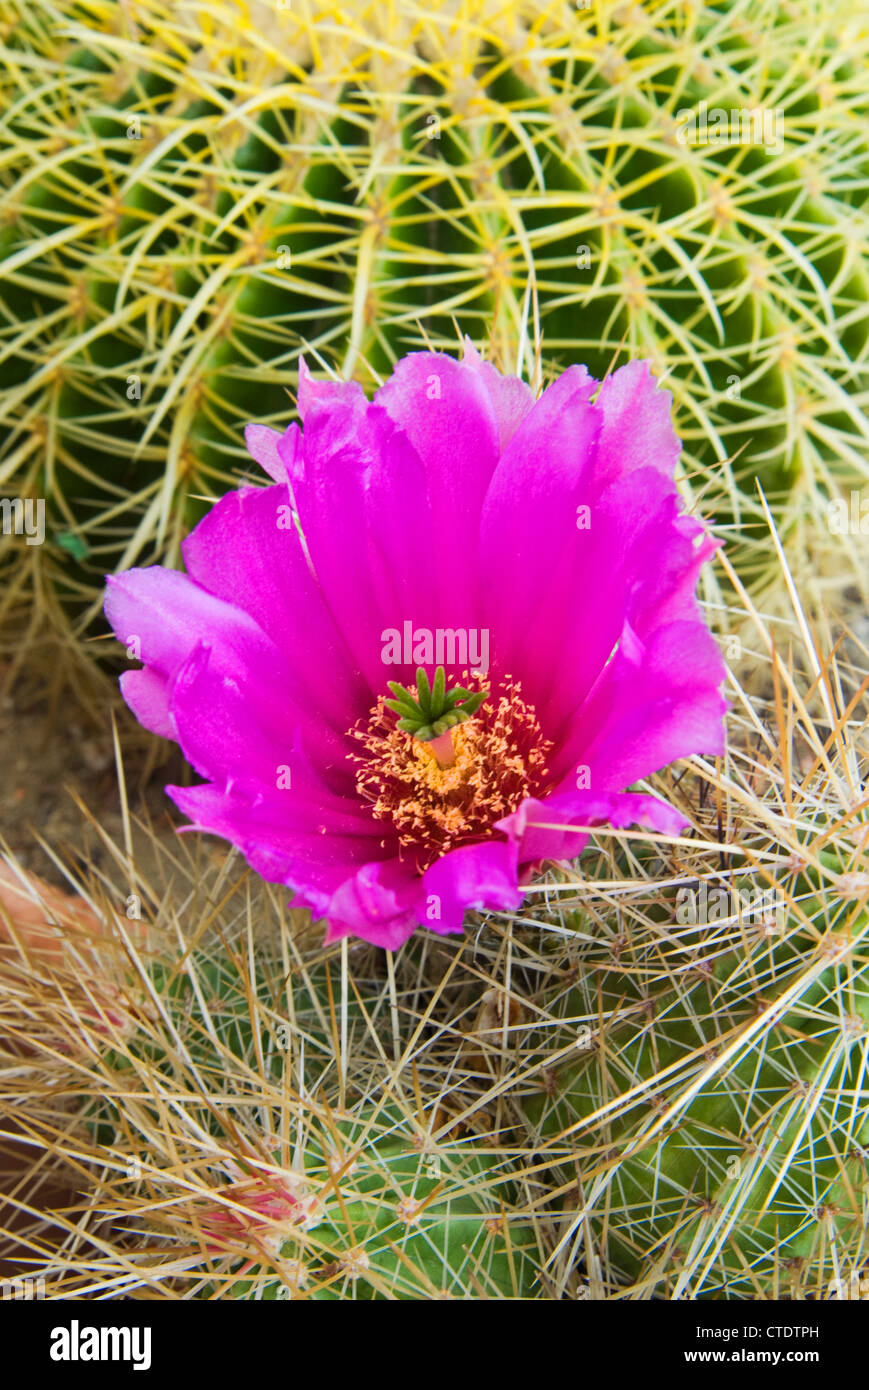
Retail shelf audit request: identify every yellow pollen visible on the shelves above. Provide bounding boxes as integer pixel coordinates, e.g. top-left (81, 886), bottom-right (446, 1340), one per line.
top-left (347, 672), bottom-right (552, 866)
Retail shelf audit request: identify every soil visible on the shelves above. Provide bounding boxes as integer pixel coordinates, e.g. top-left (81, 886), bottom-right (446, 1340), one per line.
top-left (0, 679), bottom-right (185, 887)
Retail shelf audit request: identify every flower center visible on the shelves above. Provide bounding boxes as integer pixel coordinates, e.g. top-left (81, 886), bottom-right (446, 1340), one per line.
top-left (347, 670), bottom-right (553, 865)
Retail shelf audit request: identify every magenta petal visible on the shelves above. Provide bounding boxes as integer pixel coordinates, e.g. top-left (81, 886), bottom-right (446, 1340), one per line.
top-left (169, 649), bottom-right (373, 826)
top-left (169, 643), bottom-right (292, 786)
top-left (479, 364), bottom-right (598, 589)
top-left (506, 474), bottom-right (710, 755)
top-left (297, 357), bottom-right (367, 421)
top-left (375, 349), bottom-right (500, 492)
top-left (324, 859), bottom-right (423, 950)
top-left (460, 337), bottom-right (534, 449)
top-left (291, 403), bottom-right (445, 693)
top-left (477, 355), bottom-right (725, 776)
top-left (166, 782), bottom-right (387, 909)
top-left (568, 618), bottom-right (728, 792)
top-left (243, 420), bottom-right (303, 484)
top-left (107, 564), bottom-right (352, 789)
top-left (478, 365), bottom-right (600, 702)
top-left (118, 667), bottom-right (172, 738)
top-left (621, 516), bottom-right (722, 641)
top-left (374, 349), bottom-right (501, 618)
top-left (594, 360), bottom-right (680, 490)
top-left (496, 790), bottom-right (689, 866)
top-left (244, 424), bottom-right (287, 482)
top-left (105, 566), bottom-right (321, 754)
top-left (275, 422), bottom-right (304, 483)
top-left (105, 566), bottom-right (276, 681)
top-left (180, 485), bottom-right (369, 745)
top-left (421, 840), bottom-right (523, 934)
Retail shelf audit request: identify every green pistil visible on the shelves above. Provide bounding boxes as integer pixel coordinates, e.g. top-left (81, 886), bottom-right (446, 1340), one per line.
top-left (384, 667), bottom-right (489, 742)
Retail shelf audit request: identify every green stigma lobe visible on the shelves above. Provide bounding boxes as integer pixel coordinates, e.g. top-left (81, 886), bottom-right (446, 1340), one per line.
top-left (386, 668), bottom-right (488, 742)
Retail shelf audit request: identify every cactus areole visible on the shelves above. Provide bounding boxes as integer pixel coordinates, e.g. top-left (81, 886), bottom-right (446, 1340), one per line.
top-left (104, 345), bottom-right (727, 948)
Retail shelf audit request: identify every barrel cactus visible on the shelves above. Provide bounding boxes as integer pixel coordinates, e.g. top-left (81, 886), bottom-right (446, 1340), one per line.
top-left (516, 595), bottom-right (869, 1299)
top-left (1, 0), bottom-right (868, 680)
top-left (523, 863), bottom-right (869, 1298)
top-left (0, 839), bottom-right (543, 1298)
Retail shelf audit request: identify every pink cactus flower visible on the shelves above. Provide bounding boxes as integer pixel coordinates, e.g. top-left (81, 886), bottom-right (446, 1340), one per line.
top-left (104, 344), bottom-right (726, 949)
top-left (195, 1166), bottom-right (307, 1270)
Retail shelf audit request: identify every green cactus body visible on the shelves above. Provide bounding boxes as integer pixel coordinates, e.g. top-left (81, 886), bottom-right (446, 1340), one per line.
top-left (90, 931), bottom-right (541, 1300)
top-left (524, 877), bottom-right (869, 1298)
top-left (231, 1130), bottom-right (538, 1300)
